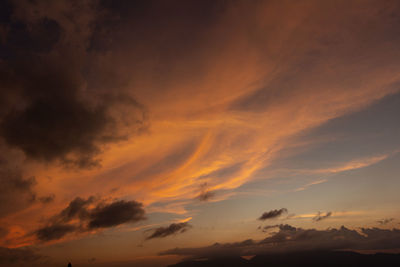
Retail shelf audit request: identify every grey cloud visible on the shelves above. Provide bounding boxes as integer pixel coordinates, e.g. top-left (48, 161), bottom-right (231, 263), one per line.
top-left (56, 196), bottom-right (95, 223)
top-left (35, 224), bottom-right (77, 242)
top-left (33, 197), bottom-right (146, 241)
top-left (258, 208), bottom-right (288, 221)
top-left (0, 0), bottom-right (147, 169)
top-left (313, 211), bottom-right (332, 222)
top-left (88, 200), bottom-right (146, 229)
top-left (146, 222), bottom-right (191, 240)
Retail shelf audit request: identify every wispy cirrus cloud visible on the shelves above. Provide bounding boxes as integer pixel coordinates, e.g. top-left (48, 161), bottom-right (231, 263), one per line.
top-left (294, 179), bottom-right (328, 192)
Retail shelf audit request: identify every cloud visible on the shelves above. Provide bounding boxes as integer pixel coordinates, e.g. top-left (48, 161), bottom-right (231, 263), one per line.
top-left (56, 196), bottom-right (95, 223)
top-left (0, 158), bottom-right (36, 218)
top-left (146, 222), bottom-right (191, 240)
top-left (161, 225), bottom-right (400, 258)
top-left (88, 200), bottom-right (146, 229)
top-left (260, 224), bottom-right (297, 233)
top-left (0, 0), bottom-right (147, 168)
top-left (294, 179), bottom-right (328, 192)
top-left (197, 191), bottom-right (215, 201)
top-left (313, 211), bottom-right (332, 222)
top-left (258, 209), bottom-right (288, 221)
top-left (312, 155), bottom-right (389, 174)
top-left (33, 197), bottom-right (146, 241)
top-left (3, 0), bottom-right (400, 252)
top-left (377, 218), bottom-right (394, 225)
top-left (197, 183), bottom-right (215, 202)
top-left (35, 223), bottom-right (77, 242)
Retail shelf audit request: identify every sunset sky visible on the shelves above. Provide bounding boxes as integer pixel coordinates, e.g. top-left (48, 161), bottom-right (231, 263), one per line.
top-left (1, 0), bottom-right (400, 266)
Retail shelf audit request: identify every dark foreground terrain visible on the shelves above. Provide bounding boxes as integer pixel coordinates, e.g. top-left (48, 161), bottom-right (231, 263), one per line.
top-left (169, 251), bottom-right (400, 267)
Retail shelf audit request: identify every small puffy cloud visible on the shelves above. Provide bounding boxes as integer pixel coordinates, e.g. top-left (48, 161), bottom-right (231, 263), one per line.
top-left (258, 208), bottom-right (288, 221)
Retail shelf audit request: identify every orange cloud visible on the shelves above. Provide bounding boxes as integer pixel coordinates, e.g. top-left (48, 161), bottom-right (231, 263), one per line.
top-left (2, 0), bottom-right (400, 251)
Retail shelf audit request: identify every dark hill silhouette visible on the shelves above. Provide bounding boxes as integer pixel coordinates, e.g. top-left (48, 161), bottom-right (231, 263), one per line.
top-left (168, 251), bottom-right (400, 267)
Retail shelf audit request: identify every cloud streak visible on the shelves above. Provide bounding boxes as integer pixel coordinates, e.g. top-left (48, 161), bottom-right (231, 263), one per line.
top-left (258, 209), bottom-right (288, 221)
top-left (313, 211), bottom-right (332, 222)
top-left (146, 222), bottom-right (192, 240)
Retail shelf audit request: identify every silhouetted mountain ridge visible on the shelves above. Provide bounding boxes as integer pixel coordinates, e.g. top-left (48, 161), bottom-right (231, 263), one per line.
top-left (168, 251), bottom-right (400, 267)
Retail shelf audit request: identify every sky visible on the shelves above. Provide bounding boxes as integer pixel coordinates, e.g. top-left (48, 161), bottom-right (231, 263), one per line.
top-left (1, 0), bottom-right (400, 266)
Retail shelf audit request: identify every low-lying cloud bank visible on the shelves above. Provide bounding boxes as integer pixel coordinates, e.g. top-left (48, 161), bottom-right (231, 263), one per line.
top-left (161, 224), bottom-right (400, 258)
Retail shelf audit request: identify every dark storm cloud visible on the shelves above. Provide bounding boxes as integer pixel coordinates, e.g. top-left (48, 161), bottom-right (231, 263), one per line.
top-left (146, 222), bottom-right (191, 240)
top-left (35, 224), bottom-right (77, 242)
top-left (33, 197), bottom-right (146, 241)
top-left (0, 0), bottom-right (147, 168)
top-left (161, 225), bottom-right (400, 259)
top-left (258, 208), bottom-right (288, 221)
top-left (313, 211), bottom-right (332, 222)
top-left (377, 218), bottom-right (394, 225)
top-left (88, 200), bottom-right (146, 229)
